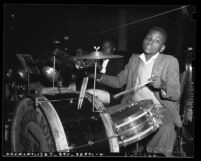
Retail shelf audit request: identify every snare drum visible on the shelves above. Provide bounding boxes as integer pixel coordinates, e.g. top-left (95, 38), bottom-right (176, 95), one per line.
top-left (108, 100), bottom-right (160, 147)
top-left (11, 91), bottom-right (119, 153)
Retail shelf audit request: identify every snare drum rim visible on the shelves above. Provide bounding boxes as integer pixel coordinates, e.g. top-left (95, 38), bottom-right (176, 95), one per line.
top-left (110, 100), bottom-right (157, 147)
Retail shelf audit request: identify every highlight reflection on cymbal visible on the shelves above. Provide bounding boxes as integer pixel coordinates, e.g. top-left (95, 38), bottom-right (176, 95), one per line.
top-left (73, 51), bottom-right (123, 60)
top-left (41, 66), bottom-right (59, 82)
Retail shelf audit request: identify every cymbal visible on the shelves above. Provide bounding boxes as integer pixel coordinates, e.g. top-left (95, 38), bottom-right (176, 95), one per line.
top-left (45, 48), bottom-right (70, 57)
top-left (41, 66), bottom-right (60, 82)
top-left (73, 51), bottom-right (123, 60)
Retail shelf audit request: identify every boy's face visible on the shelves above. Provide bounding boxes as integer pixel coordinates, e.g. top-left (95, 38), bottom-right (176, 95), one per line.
top-left (142, 30), bottom-right (165, 55)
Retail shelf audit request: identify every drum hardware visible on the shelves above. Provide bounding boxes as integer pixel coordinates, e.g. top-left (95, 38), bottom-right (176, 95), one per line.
top-left (73, 46), bottom-right (124, 113)
top-left (72, 58), bottom-right (85, 69)
top-left (34, 97), bottom-right (80, 105)
top-left (70, 98), bottom-right (74, 104)
top-left (4, 125), bottom-right (9, 142)
top-left (92, 47), bottom-right (99, 113)
top-left (4, 112), bottom-right (13, 153)
top-left (117, 127), bottom-right (141, 147)
top-left (149, 113), bottom-right (160, 128)
top-left (4, 116), bottom-right (12, 142)
top-left (52, 55), bottom-right (56, 88)
top-left (63, 134), bottom-right (119, 151)
top-left (35, 97), bottom-right (39, 107)
top-left (129, 102), bottom-right (137, 108)
top-left (88, 140), bottom-right (94, 145)
top-left (6, 81), bottom-right (26, 102)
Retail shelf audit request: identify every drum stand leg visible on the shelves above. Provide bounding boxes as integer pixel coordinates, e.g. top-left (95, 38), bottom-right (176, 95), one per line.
top-left (136, 142), bottom-right (139, 153)
top-left (177, 128), bottom-right (181, 156)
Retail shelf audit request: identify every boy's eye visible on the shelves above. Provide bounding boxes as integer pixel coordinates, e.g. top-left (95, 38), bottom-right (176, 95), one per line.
top-left (153, 39), bottom-right (160, 43)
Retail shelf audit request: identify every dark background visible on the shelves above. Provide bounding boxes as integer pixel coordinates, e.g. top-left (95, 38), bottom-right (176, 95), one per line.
top-left (3, 4), bottom-right (196, 75)
top-left (2, 4), bottom-right (197, 156)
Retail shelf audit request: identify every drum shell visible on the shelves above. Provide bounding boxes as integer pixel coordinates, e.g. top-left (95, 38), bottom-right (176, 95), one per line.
top-left (110, 100), bottom-right (158, 146)
top-left (11, 91), bottom-right (119, 153)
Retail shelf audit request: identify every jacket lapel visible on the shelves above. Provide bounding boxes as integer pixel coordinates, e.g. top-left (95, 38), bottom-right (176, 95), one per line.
top-left (131, 55), bottom-right (142, 87)
top-left (151, 54), bottom-right (165, 77)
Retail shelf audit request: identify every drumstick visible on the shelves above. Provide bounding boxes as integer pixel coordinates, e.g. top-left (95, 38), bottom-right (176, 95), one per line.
top-left (77, 77), bottom-right (89, 110)
top-left (113, 80), bottom-right (152, 99)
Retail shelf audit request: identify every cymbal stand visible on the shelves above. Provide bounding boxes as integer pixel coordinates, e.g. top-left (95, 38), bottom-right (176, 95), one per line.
top-left (53, 55), bottom-right (55, 88)
top-left (27, 69), bottom-right (30, 94)
top-left (92, 46), bottom-right (101, 112)
top-left (24, 59), bottom-right (30, 94)
top-left (92, 61), bottom-right (97, 112)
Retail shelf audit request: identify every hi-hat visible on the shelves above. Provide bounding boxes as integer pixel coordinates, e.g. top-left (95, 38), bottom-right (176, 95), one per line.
top-left (73, 51), bottom-right (123, 60)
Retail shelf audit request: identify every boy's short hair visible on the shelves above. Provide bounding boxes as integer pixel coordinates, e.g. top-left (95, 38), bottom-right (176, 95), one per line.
top-left (148, 26), bottom-right (167, 44)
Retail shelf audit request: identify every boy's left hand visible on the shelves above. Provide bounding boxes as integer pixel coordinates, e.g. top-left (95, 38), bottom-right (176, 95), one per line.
top-left (149, 75), bottom-right (166, 89)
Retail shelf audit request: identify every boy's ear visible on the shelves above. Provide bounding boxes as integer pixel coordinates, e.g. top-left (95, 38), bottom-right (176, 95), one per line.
top-left (160, 44), bottom-right (166, 53)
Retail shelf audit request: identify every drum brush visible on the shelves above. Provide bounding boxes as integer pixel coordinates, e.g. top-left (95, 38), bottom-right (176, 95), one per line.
top-left (113, 80), bottom-right (152, 99)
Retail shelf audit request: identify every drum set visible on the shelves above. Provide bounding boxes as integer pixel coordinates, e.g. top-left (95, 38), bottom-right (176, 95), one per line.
top-left (3, 47), bottom-right (162, 155)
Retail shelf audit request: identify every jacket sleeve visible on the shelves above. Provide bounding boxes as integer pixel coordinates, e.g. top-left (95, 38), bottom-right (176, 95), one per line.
top-left (98, 55), bottom-right (135, 88)
top-left (98, 64), bottom-right (128, 88)
top-left (160, 57), bottom-right (181, 101)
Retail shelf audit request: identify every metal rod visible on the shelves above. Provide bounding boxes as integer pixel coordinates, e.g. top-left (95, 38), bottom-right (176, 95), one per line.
top-left (27, 69), bottom-right (30, 94)
top-left (93, 61), bottom-right (97, 112)
top-left (53, 56), bottom-right (55, 88)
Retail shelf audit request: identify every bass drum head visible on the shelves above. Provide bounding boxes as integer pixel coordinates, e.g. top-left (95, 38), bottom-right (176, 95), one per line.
top-left (11, 91), bottom-right (119, 153)
top-left (11, 95), bottom-right (57, 152)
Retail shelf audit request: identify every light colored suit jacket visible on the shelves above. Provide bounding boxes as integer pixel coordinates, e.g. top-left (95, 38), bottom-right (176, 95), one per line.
top-left (100, 53), bottom-right (181, 126)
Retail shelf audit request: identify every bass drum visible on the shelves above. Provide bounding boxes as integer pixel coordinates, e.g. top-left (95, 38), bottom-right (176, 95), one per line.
top-left (11, 91), bottom-right (119, 153)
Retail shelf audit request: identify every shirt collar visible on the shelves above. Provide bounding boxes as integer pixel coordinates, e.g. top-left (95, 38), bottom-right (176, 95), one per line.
top-left (139, 52), bottom-right (160, 63)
